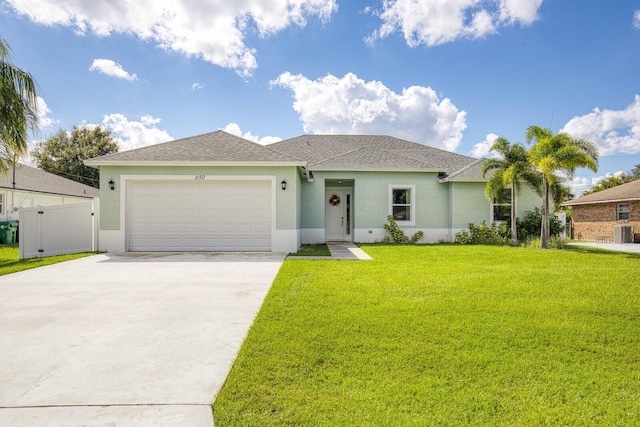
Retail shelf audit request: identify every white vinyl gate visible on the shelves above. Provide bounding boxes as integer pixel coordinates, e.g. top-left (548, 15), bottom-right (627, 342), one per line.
top-left (19, 200), bottom-right (98, 259)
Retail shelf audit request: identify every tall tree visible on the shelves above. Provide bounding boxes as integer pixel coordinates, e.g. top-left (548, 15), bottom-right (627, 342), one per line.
top-left (32, 125), bottom-right (118, 188)
top-left (482, 137), bottom-right (539, 246)
top-left (628, 163), bottom-right (640, 181)
top-left (581, 174), bottom-right (629, 196)
top-left (526, 126), bottom-right (598, 248)
top-left (0, 36), bottom-right (39, 172)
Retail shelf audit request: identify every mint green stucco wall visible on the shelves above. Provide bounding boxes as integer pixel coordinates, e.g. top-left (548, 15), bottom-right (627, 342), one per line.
top-left (449, 181), bottom-right (542, 229)
top-left (98, 165), bottom-right (299, 231)
top-left (301, 171), bottom-right (450, 230)
top-left (301, 173), bottom-right (543, 233)
top-left (99, 166), bottom-right (543, 238)
top-left (449, 182), bottom-right (491, 228)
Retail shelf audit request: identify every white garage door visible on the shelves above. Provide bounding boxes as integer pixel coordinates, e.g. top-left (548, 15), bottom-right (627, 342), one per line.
top-left (127, 180), bottom-right (272, 251)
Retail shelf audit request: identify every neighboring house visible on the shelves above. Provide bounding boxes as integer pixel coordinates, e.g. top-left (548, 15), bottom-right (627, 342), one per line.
top-left (563, 179), bottom-right (640, 241)
top-left (85, 131), bottom-right (542, 253)
top-left (0, 163), bottom-right (99, 221)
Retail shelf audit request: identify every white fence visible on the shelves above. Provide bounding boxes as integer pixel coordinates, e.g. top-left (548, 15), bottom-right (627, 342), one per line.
top-left (19, 200), bottom-right (99, 259)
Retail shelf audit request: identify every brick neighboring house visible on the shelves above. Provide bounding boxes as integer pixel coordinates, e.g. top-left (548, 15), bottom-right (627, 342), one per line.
top-left (563, 179), bottom-right (640, 241)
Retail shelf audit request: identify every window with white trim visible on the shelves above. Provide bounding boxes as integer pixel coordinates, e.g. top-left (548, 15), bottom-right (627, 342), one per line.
top-left (389, 185), bottom-right (415, 226)
top-left (491, 189), bottom-right (512, 222)
top-left (618, 203), bottom-right (629, 221)
top-left (0, 194), bottom-right (3, 215)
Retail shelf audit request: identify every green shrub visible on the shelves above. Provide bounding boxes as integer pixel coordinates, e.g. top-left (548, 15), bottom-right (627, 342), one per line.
top-left (519, 208), bottom-right (563, 238)
top-left (382, 215), bottom-right (424, 244)
top-left (455, 221), bottom-right (507, 245)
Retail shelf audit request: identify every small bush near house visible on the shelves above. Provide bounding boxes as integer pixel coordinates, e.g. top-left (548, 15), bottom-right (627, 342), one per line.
top-left (455, 221), bottom-right (507, 245)
top-left (381, 215), bottom-right (424, 244)
top-left (457, 209), bottom-right (565, 246)
top-left (519, 208), bottom-right (564, 239)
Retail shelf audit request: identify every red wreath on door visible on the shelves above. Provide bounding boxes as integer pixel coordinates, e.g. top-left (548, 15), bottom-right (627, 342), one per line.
top-left (329, 194), bottom-right (341, 206)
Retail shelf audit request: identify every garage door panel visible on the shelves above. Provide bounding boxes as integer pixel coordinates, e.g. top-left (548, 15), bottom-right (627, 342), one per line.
top-left (128, 180), bottom-right (272, 251)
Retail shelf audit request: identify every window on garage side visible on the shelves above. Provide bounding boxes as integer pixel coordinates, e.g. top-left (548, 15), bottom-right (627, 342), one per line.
top-left (389, 185), bottom-right (415, 226)
top-left (618, 203), bottom-right (629, 220)
top-left (492, 188), bottom-right (512, 222)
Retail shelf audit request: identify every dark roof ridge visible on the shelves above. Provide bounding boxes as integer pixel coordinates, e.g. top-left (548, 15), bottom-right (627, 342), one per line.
top-left (444, 157), bottom-right (486, 180)
top-left (305, 146), bottom-right (366, 168)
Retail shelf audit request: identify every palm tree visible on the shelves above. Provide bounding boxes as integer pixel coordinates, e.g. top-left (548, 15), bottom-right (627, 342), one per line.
top-left (526, 125), bottom-right (598, 248)
top-left (481, 137), bottom-right (538, 246)
top-left (0, 36), bottom-right (39, 173)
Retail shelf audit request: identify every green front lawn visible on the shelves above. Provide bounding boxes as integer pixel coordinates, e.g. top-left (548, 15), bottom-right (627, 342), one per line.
top-left (288, 244), bottom-right (331, 257)
top-left (0, 245), bottom-right (95, 276)
top-left (214, 245), bottom-right (640, 426)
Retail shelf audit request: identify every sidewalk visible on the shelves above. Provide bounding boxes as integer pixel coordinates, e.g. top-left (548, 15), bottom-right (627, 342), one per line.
top-left (568, 242), bottom-right (640, 254)
top-left (327, 242), bottom-right (373, 260)
top-left (288, 243), bottom-right (372, 260)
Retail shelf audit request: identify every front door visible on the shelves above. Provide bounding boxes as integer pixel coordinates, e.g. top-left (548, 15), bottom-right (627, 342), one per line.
top-left (325, 188), bottom-right (352, 241)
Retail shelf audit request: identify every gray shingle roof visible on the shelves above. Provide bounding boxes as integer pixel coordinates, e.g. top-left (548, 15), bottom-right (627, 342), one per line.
top-left (268, 135), bottom-right (480, 174)
top-left (85, 131), bottom-right (486, 179)
top-left (441, 158), bottom-right (487, 181)
top-left (86, 130), bottom-right (303, 165)
top-left (563, 179), bottom-right (640, 206)
top-left (0, 164), bottom-right (99, 198)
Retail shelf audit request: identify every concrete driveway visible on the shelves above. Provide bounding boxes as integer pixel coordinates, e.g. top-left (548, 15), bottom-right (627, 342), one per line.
top-left (0, 252), bottom-right (285, 426)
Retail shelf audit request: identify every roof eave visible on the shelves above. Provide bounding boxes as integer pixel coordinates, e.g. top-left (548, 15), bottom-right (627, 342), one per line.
top-left (308, 167), bottom-right (444, 173)
top-left (84, 160), bottom-right (307, 168)
top-left (562, 197), bottom-right (640, 206)
top-left (439, 178), bottom-right (487, 183)
top-left (0, 186), bottom-right (98, 198)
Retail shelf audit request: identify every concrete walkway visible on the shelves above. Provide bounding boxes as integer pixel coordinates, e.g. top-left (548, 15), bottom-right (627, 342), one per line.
top-left (327, 242), bottom-right (373, 260)
top-left (287, 243), bottom-right (373, 260)
top-left (568, 241), bottom-right (640, 254)
top-left (0, 252), bottom-right (285, 427)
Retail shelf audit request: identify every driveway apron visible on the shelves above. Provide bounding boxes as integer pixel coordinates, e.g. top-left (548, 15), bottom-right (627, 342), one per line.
top-left (0, 252), bottom-right (285, 426)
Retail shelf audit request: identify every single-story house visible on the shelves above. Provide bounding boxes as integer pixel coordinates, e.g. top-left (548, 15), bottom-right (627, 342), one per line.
top-left (0, 163), bottom-right (99, 222)
top-left (85, 131), bottom-right (542, 253)
top-left (563, 179), bottom-right (640, 241)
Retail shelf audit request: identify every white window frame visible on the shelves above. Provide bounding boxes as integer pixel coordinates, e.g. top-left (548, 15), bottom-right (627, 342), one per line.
top-left (0, 193), bottom-right (3, 215)
top-left (388, 185), bottom-right (415, 226)
top-left (491, 188), bottom-right (513, 223)
top-left (617, 203), bottom-right (629, 221)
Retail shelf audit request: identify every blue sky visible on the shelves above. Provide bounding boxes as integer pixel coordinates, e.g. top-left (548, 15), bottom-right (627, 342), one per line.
top-left (1, 0), bottom-right (639, 194)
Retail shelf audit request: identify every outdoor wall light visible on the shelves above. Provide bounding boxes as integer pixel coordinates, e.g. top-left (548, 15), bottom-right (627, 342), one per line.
top-left (281, 180), bottom-right (287, 190)
top-left (109, 179), bottom-right (115, 191)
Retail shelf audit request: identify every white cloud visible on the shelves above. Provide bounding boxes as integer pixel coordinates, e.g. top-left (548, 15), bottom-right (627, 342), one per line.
top-left (271, 72), bottom-right (467, 151)
top-left (98, 114), bottom-right (173, 151)
top-left (564, 176), bottom-right (591, 197)
top-left (191, 82), bottom-right (205, 91)
top-left (471, 133), bottom-right (499, 158)
top-left (6, 0), bottom-right (337, 77)
top-left (591, 170), bottom-right (625, 186)
top-left (89, 59), bottom-right (138, 81)
top-left (222, 123), bottom-right (282, 145)
top-left (36, 96), bottom-right (56, 129)
top-left (565, 171), bottom-right (626, 197)
top-left (634, 10), bottom-right (640, 29)
top-left (560, 95), bottom-right (640, 156)
top-left (367, 0), bottom-right (544, 47)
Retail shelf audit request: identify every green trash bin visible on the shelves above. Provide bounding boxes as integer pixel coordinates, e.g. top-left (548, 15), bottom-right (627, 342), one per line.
top-left (7, 221), bottom-right (18, 244)
top-left (0, 222), bottom-right (17, 245)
